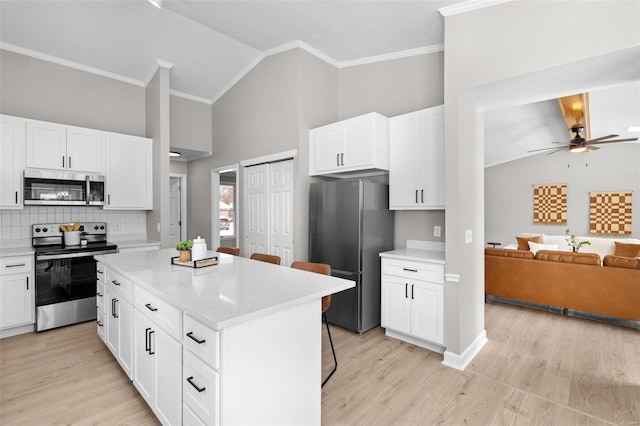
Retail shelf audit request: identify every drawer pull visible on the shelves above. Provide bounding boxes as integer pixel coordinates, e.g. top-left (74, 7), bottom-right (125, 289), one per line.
top-left (111, 280), bottom-right (121, 286)
top-left (5, 263), bottom-right (26, 268)
top-left (97, 269), bottom-right (104, 274)
top-left (97, 320), bottom-right (104, 327)
top-left (186, 331), bottom-right (206, 344)
top-left (402, 268), bottom-right (418, 272)
top-left (145, 303), bottom-right (158, 312)
top-left (186, 376), bottom-right (206, 393)
top-left (97, 292), bottom-right (103, 297)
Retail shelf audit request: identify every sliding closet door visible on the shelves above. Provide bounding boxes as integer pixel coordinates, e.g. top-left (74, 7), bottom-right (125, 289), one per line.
top-left (245, 164), bottom-right (269, 255)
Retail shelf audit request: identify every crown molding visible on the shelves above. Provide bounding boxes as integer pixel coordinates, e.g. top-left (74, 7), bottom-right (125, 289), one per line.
top-left (439, 0), bottom-right (513, 17)
top-left (0, 42), bottom-right (145, 87)
top-left (339, 44), bottom-right (444, 68)
top-left (169, 89), bottom-right (212, 105)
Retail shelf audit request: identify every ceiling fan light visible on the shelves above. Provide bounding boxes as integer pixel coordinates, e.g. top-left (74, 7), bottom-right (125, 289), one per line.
top-left (169, 151), bottom-right (181, 157)
top-left (570, 145), bottom-right (586, 153)
top-left (628, 126), bottom-right (640, 133)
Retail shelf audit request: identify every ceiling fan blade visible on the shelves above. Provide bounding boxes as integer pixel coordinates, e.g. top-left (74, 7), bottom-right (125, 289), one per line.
top-left (587, 137), bottom-right (638, 145)
top-left (585, 145), bottom-right (600, 151)
top-left (585, 134), bottom-right (618, 143)
top-left (527, 146), bottom-right (569, 153)
top-left (545, 147), bottom-right (568, 155)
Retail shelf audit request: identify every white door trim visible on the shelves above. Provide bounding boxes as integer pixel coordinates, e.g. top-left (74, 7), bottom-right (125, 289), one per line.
top-left (169, 173), bottom-right (187, 242)
top-left (240, 149), bottom-right (297, 167)
top-left (212, 164), bottom-right (239, 253)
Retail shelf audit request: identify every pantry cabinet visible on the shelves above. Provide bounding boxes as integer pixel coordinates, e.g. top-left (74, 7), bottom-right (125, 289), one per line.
top-left (0, 255), bottom-right (34, 330)
top-left (380, 254), bottom-right (444, 352)
top-left (26, 120), bottom-right (104, 173)
top-left (104, 133), bottom-right (153, 210)
top-left (389, 106), bottom-right (445, 210)
top-left (309, 112), bottom-right (389, 176)
top-left (0, 115), bottom-right (25, 209)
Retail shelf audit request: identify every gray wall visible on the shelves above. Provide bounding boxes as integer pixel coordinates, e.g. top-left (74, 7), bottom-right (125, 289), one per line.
top-left (0, 49), bottom-right (145, 136)
top-left (170, 95), bottom-right (213, 153)
top-left (443, 0), bottom-right (639, 357)
top-left (485, 143), bottom-right (640, 245)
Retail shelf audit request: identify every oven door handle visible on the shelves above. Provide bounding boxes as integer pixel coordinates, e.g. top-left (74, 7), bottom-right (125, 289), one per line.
top-left (36, 250), bottom-right (117, 260)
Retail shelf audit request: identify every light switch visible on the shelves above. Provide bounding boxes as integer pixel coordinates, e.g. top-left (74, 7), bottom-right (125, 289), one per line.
top-left (157, 222), bottom-right (161, 232)
top-left (434, 225), bottom-right (441, 237)
top-left (465, 229), bottom-right (472, 244)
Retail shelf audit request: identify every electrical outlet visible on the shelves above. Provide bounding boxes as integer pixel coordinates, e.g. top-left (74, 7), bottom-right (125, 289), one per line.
top-left (157, 222), bottom-right (160, 232)
top-left (465, 229), bottom-right (473, 244)
top-left (434, 225), bottom-right (441, 237)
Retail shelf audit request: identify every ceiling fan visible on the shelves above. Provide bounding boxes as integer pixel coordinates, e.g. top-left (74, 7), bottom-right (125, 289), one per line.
top-left (528, 126), bottom-right (638, 155)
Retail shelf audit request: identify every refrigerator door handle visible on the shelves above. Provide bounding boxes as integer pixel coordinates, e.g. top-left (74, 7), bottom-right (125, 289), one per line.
top-left (330, 269), bottom-right (360, 281)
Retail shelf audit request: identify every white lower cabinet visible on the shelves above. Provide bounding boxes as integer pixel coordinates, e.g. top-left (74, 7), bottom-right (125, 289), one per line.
top-left (133, 309), bottom-right (182, 426)
top-left (105, 267), bottom-right (133, 379)
top-left (0, 255), bottom-right (34, 330)
top-left (381, 257), bottom-right (444, 351)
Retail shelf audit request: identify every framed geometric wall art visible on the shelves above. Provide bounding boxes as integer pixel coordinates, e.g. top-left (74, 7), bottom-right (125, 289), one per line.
top-left (533, 183), bottom-right (567, 224)
top-left (589, 191), bottom-right (632, 235)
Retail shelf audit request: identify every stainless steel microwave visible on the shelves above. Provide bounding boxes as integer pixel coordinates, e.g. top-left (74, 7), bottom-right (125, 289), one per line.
top-left (24, 169), bottom-right (105, 206)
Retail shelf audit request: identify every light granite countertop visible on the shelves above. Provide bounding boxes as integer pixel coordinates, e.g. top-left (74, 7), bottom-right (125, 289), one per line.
top-left (95, 249), bottom-right (354, 331)
top-left (113, 239), bottom-right (161, 250)
top-left (379, 240), bottom-right (446, 264)
top-left (0, 239), bottom-right (34, 258)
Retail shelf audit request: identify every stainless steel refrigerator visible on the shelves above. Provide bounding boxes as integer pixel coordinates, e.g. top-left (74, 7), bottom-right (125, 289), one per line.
top-left (309, 179), bottom-right (394, 333)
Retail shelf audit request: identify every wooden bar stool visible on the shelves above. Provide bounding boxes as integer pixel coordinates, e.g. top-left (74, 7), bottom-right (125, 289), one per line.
top-left (216, 247), bottom-right (240, 256)
top-left (290, 261), bottom-right (337, 387)
top-left (249, 253), bottom-right (281, 265)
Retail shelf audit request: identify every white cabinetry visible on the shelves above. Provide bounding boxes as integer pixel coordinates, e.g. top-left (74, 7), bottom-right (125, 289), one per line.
top-left (389, 106), bottom-right (445, 210)
top-left (96, 262), bottom-right (106, 342)
top-left (309, 112), bottom-right (389, 176)
top-left (0, 115), bottom-right (25, 209)
top-left (26, 120), bottom-right (104, 173)
top-left (0, 256), bottom-right (34, 330)
top-left (105, 133), bottom-right (153, 210)
top-left (105, 267), bottom-right (133, 378)
top-left (381, 256), bottom-right (444, 352)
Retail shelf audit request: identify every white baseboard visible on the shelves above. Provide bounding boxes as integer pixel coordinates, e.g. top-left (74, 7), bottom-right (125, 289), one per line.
top-left (0, 323), bottom-right (35, 339)
top-left (385, 329), bottom-right (445, 354)
top-left (442, 329), bottom-right (487, 371)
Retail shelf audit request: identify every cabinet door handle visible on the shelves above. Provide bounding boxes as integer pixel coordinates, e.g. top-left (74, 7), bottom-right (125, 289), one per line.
top-left (186, 331), bottom-right (206, 344)
top-left (186, 376), bottom-right (206, 393)
top-left (411, 284), bottom-right (415, 300)
top-left (336, 153), bottom-right (340, 167)
top-left (341, 153), bottom-right (344, 166)
top-left (68, 157), bottom-right (71, 169)
top-left (145, 303), bottom-right (158, 312)
top-left (15, 191), bottom-right (18, 204)
top-left (421, 189), bottom-right (424, 203)
top-left (403, 268), bottom-right (418, 272)
top-left (148, 330), bottom-right (155, 355)
top-left (26, 276), bottom-right (29, 290)
top-left (97, 320), bottom-right (104, 327)
top-left (405, 283), bottom-right (408, 298)
top-left (112, 298), bottom-right (119, 318)
top-left (62, 156), bottom-right (65, 168)
top-left (111, 280), bottom-right (120, 286)
top-left (108, 194), bottom-right (111, 205)
top-left (415, 189), bottom-right (418, 204)
top-left (6, 263), bottom-right (26, 268)
top-left (145, 327), bottom-right (151, 353)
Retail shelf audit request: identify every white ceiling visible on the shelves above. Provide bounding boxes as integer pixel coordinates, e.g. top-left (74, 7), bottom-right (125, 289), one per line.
top-left (1, 0), bottom-right (638, 165)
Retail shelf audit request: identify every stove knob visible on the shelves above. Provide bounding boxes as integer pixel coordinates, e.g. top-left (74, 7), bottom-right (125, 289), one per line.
top-left (35, 227), bottom-right (41, 233)
top-left (43, 227), bottom-right (48, 232)
top-left (100, 225), bottom-right (105, 230)
top-left (94, 226), bottom-right (99, 230)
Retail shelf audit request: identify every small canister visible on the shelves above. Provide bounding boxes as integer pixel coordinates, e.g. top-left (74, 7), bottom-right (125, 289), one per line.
top-left (191, 236), bottom-right (207, 261)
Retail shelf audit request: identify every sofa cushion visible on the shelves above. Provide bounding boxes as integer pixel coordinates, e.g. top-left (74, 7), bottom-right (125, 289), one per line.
top-left (614, 242), bottom-right (640, 258)
top-left (516, 235), bottom-right (541, 251)
top-left (528, 242), bottom-right (558, 255)
top-left (603, 255), bottom-right (640, 270)
top-left (485, 248), bottom-right (534, 259)
top-left (542, 234), bottom-right (572, 251)
top-left (534, 250), bottom-right (601, 265)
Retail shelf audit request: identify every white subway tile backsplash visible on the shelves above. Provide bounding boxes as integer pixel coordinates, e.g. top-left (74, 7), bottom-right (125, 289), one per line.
top-left (0, 206), bottom-right (147, 240)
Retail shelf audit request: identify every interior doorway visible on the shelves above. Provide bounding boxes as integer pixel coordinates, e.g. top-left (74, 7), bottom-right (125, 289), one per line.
top-left (212, 165), bottom-right (239, 253)
top-left (169, 174), bottom-right (187, 247)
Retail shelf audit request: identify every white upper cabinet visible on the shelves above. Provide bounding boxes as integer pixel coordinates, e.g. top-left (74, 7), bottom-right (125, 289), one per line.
top-left (309, 112), bottom-right (389, 176)
top-left (389, 105), bottom-right (445, 210)
top-left (105, 133), bottom-right (153, 210)
top-left (0, 115), bottom-right (25, 209)
top-left (26, 120), bottom-right (104, 173)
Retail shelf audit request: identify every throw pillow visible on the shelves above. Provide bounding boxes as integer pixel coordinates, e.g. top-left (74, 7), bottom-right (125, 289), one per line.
top-left (614, 242), bottom-right (640, 258)
top-left (516, 235), bottom-right (541, 251)
top-left (528, 242), bottom-right (558, 255)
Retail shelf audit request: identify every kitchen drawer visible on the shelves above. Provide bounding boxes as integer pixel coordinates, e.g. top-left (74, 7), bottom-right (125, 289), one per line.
top-left (97, 309), bottom-right (106, 343)
top-left (183, 350), bottom-right (219, 426)
top-left (183, 403), bottom-right (207, 426)
top-left (96, 282), bottom-right (105, 312)
top-left (134, 285), bottom-right (182, 340)
top-left (0, 256), bottom-right (33, 276)
top-left (381, 258), bottom-right (444, 283)
top-left (105, 268), bottom-right (132, 303)
top-left (183, 314), bottom-right (220, 369)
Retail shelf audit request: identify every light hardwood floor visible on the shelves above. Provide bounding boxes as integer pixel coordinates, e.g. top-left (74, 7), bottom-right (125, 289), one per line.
top-left (1, 302), bottom-right (638, 425)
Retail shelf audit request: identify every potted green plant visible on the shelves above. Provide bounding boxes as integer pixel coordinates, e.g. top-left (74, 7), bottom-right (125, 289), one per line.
top-left (565, 229), bottom-right (590, 252)
top-left (80, 231), bottom-right (88, 246)
top-left (176, 239), bottom-right (193, 262)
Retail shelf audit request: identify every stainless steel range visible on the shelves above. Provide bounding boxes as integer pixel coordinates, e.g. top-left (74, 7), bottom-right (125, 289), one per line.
top-left (32, 222), bottom-right (117, 331)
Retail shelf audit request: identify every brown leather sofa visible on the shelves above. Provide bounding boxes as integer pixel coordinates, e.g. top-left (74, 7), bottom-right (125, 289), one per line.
top-left (485, 248), bottom-right (640, 324)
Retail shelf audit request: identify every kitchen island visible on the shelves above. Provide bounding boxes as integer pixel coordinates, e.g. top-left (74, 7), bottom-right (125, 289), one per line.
top-left (95, 248), bottom-right (353, 425)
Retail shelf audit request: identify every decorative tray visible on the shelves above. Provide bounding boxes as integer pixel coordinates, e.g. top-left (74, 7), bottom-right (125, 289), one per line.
top-left (171, 256), bottom-right (218, 268)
